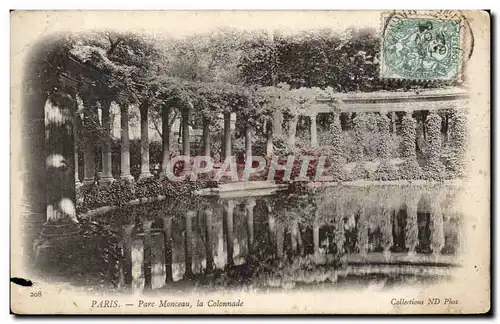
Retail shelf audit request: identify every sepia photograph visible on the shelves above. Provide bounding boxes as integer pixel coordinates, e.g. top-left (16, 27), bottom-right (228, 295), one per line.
top-left (9, 10), bottom-right (490, 314)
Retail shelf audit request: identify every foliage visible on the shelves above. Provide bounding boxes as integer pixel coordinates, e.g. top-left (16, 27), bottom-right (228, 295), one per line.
top-left (77, 177), bottom-right (213, 215)
top-left (239, 28), bottom-right (456, 91)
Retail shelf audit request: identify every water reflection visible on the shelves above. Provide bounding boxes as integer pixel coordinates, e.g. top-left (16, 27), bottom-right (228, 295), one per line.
top-left (117, 184), bottom-right (463, 292)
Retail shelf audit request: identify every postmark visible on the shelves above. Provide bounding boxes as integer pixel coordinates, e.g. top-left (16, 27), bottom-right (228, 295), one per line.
top-left (380, 11), bottom-right (466, 80)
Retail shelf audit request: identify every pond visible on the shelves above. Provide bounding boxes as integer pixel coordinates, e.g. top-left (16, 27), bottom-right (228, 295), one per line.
top-left (76, 181), bottom-right (464, 293)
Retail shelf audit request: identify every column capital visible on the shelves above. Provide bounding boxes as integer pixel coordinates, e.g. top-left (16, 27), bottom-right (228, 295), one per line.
top-left (185, 210), bottom-right (197, 218)
top-left (245, 197), bottom-right (256, 210)
top-left (140, 219), bottom-right (154, 231)
top-left (222, 199), bottom-right (236, 211)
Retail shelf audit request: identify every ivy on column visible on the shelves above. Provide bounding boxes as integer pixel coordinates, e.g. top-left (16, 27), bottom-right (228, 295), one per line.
top-left (375, 113), bottom-right (398, 180)
top-left (423, 112), bottom-right (445, 181)
top-left (399, 113), bottom-right (422, 180)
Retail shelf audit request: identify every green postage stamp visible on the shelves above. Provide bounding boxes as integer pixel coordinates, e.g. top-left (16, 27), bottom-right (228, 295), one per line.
top-left (380, 12), bottom-right (464, 80)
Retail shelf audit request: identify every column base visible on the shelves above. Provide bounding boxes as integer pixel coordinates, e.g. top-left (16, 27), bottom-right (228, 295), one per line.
top-left (99, 176), bottom-right (116, 187)
top-left (138, 172), bottom-right (153, 180)
top-left (82, 178), bottom-right (95, 186)
top-left (120, 174), bottom-right (135, 182)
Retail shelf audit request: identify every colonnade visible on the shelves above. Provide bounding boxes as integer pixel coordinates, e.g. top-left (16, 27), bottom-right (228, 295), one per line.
top-left (117, 192), bottom-right (460, 291)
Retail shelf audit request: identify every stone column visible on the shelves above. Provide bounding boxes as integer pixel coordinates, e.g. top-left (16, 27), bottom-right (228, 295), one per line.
top-left (204, 208), bottom-right (214, 271)
top-left (82, 101), bottom-right (98, 185)
top-left (161, 215), bottom-right (173, 283)
top-left (23, 87), bottom-right (47, 262)
top-left (100, 100), bottom-right (114, 185)
top-left (245, 126), bottom-right (253, 174)
top-left (139, 103), bottom-right (152, 179)
top-left (288, 115), bottom-right (298, 148)
top-left (141, 219), bottom-right (153, 291)
top-left (203, 117), bottom-right (210, 157)
top-left (182, 108), bottom-right (190, 156)
top-left (391, 111), bottom-right (397, 133)
top-left (245, 198), bottom-right (256, 257)
top-left (266, 121), bottom-right (273, 157)
top-left (184, 210), bottom-right (196, 277)
top-left (38, 90), bottom-right (79, 250)
top-left (310, 113), bottom-right (318, 147)
top-left (222, 200), bottom-right (236, 267)
top-left (120, 105), bottom-right (134, 181)
top-left (223, 112), bottom-right (232, 159)
top-left (74, 113), bottom-right (82, 187)
top-left (161, 106), bottom-right (171, 176)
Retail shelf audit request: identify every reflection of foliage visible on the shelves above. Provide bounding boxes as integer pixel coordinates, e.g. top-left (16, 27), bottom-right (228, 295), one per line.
top-left (78, 178), bottom-right (212, 217)
top-left (255, 255), bottom-right (340, 289)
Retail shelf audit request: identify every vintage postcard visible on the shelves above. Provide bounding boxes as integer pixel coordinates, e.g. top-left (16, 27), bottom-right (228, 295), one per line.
top-left (10, 10), bottom-right (490, 314)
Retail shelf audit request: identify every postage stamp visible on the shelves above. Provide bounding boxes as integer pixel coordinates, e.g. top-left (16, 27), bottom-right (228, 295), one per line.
top-left (380, 13), bottom-right (463, 80)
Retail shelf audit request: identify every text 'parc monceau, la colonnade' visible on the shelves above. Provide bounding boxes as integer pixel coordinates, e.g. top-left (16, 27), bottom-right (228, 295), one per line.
top-left (31, 52), bottom-right (470, 262)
